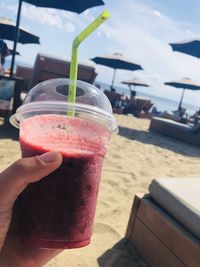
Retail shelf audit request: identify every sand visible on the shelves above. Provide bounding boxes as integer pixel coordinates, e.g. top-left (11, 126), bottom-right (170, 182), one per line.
top-left (1, 114), bottom-right (200, 267)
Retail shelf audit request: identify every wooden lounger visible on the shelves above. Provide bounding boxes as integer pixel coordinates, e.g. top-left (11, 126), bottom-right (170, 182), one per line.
top-left (30, 54), bottom-right (97, 88)
top-left (126, 194), bottom-right (200, 267)
top-left (126, 188), bottom-right (200, 266)
top-left (15, 65), bottom-right (32, 92)
top-left (150, 116), bottom-right (200, 146)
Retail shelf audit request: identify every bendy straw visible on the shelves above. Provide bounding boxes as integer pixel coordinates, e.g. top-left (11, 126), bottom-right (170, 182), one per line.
top-left (68, 10), bottom-right (110, 111)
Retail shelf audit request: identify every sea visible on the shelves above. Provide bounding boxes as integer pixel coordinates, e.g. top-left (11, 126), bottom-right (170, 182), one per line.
top-left (96, 81), bottom-right (199, 116)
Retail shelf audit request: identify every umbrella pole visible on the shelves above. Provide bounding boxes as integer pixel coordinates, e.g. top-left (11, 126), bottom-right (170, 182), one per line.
top-left (128, 84), bottom-right (131, 98)
top-left (10, 0), bottom-right (23, 77)
top-left (178, 88), bottom-right (185, 110)
top-left (111, 69), bottom-right (117, 91)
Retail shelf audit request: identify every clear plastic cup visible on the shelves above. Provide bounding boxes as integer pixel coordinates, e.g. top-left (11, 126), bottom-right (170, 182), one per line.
top-left (10, 78), bottom-right (118, 249)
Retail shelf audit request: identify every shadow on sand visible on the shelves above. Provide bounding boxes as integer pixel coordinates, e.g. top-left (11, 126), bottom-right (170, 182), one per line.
top-left (97, 238), bottom-right (148, 267)
top-left (0, 119), bottom-right (19, 140)
top-left (118, 126), bottom-right (200, 158)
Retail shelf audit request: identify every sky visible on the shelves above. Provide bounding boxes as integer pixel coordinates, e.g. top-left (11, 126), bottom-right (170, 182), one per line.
top-left (1, 0), bottom-right (200, 105)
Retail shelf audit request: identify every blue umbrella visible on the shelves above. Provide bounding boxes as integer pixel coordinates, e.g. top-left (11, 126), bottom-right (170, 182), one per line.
top-left (0, 17), bottom-right (40, 44)
top-left (91, 53), bottom-right (143, 89)
top-left (11, 0), bottom-right (105, 76)
top-left (165, 78), bottom-right (200, 110)
top-left (169, 39), bottom-right (200, 58)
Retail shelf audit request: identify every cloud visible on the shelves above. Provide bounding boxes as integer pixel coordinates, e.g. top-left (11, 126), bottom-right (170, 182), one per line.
top-left (90, 1), bottom-right (200, 105)
top-left (153, 10), bottom-right (163, 18)
top-left (5, 3), bottom-right (77, 33)
top-left (6, 3), bottom-right (18, 12)
top-left (23, 5), bottom-right (74, 31)
top-left (4, 3), bottom-right (108, 35)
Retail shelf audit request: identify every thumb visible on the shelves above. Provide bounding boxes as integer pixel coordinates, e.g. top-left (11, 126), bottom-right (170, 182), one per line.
top-left (0, 151), bottom-right (63, 210)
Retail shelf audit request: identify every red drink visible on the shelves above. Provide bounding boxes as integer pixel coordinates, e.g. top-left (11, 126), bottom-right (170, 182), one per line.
top-left (16, 114), bottom-right (110, 249)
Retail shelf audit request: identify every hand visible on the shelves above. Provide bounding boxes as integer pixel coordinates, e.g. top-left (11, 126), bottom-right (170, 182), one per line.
top-left (0, 151), bottom-right (63, 267)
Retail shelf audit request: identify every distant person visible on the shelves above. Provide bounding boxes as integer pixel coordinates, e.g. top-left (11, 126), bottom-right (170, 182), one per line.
top-left (174, 107), bottom-right (187, 118)
top-left (118, 92), bottom-right (129, 108)
top-left (151, 106), bottom-right (160, 115)
top-left (173, 107), bottom-right (188, 123)
top-left (191, 108), bottom-right (200, 124)
top-left (130, 90), bottom-right (136, 98)
top-left (0, 40), bottom-right (10, 75)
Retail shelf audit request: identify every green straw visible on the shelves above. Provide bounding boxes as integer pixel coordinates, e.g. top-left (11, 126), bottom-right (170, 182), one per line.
top-left (68, 10), bottom-right (110, 116)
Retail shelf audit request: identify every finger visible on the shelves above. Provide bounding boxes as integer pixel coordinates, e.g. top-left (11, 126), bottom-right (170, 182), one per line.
top-left (0, 151), bottom-right (63, 210)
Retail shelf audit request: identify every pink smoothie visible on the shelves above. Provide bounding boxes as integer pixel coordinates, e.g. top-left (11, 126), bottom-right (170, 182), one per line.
top-left (16, 114), bottom-right (110, 249)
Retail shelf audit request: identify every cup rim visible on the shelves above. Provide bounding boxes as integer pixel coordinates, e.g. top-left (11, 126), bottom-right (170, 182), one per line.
top-left (10, 101), bottom-right (119, 134)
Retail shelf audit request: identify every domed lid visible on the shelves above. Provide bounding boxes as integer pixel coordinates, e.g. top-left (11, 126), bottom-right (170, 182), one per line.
top-left (10, 78), bottom-right (118, 133)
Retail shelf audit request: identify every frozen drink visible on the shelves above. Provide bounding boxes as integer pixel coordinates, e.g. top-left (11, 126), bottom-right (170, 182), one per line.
top-left (16, 114), bottom-right (110, 249)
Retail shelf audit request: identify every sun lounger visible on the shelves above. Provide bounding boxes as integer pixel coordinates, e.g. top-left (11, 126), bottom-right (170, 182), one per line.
top-left (30, 53), bottom-right (97, 88)
top-left (123, 97), bottom-right (153, 117)
top-left (125, 177), bottom-right (200, 267)
top-left (149, 116), bottom-right (200, 146)
top-left (15, 65), bottom-right (32, 92)
top-left (103, 90), bottom-right (122, 108)
top-left (157, 112), bottom-right (188, 124)
top-left (142, 101), bottom-right (153, 113)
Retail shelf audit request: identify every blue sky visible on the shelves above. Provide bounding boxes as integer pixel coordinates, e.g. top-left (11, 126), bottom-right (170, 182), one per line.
top-left (1, 0), bottom-right (200, 105)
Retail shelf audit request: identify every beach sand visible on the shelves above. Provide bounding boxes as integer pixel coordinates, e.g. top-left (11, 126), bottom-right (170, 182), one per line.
top-left (1, 114), bottom-right (200, 267)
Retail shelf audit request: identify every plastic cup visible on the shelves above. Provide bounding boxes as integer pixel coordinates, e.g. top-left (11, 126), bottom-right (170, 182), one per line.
top-left (10, 78), bottom-right (118, 249)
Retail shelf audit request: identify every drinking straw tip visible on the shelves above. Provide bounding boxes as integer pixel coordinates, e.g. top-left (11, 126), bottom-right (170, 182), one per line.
top-left (102, 10), bottom-right (110, 19)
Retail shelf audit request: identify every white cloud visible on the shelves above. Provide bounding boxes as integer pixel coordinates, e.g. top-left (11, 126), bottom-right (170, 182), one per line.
top-left (153, 10), bottom-right (162, 18)
top-left (5, 3), bottom-right (76, 33)
top-left (59, 10), bottom-right (77, 22)
top-left (6, 4), bottom-right (18, 12)
top-left (94, 2), bottom-right (200, 102)
top-left (64, 22), bottom-right (75, 33)
top-left (22, 6), bottom-right (69, 30)
top-left (4, 3), bottom-right (110, 36)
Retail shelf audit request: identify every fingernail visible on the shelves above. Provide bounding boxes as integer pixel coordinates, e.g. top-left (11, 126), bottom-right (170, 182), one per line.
top-left (39, 151), bottom-right (60, 163)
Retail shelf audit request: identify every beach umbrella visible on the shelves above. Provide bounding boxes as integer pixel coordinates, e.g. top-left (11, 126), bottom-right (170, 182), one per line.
top-left (11, 0), bottom-right (105, 76)
top-left (164, 78), bottom-right (200, 110)
top-left (91, 53), bottom-right (143, 89)
top-left (121, 77), bottom-right (149, 96)
top-left (0, 17), bottom-right (40, 44)
top-left (22, 0), bottom-right (104, 13)
top-left (169, 39), bottom-right (200, 58)
top-left (0, 18), bottom-right (39, 72)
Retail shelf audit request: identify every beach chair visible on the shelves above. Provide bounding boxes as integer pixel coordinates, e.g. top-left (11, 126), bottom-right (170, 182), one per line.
top-left (103, 90), bottom-right (122, 108)
top-left (29, 54), bottom-right (97, 89)
top-left (15, 65), bottom-right (33, 92)
top-left (123, 97), bottom-right (152, 117)
top-left (149, 116), bottom-right (200, 146)
top-left (142, 100), bottom-right (153, 113)
top-left (189, 109), bottom-right (200, 125)
top-left (137, 100), bottom-right (154, 119)
top-left (125, 177), bottom-right (200, 267)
